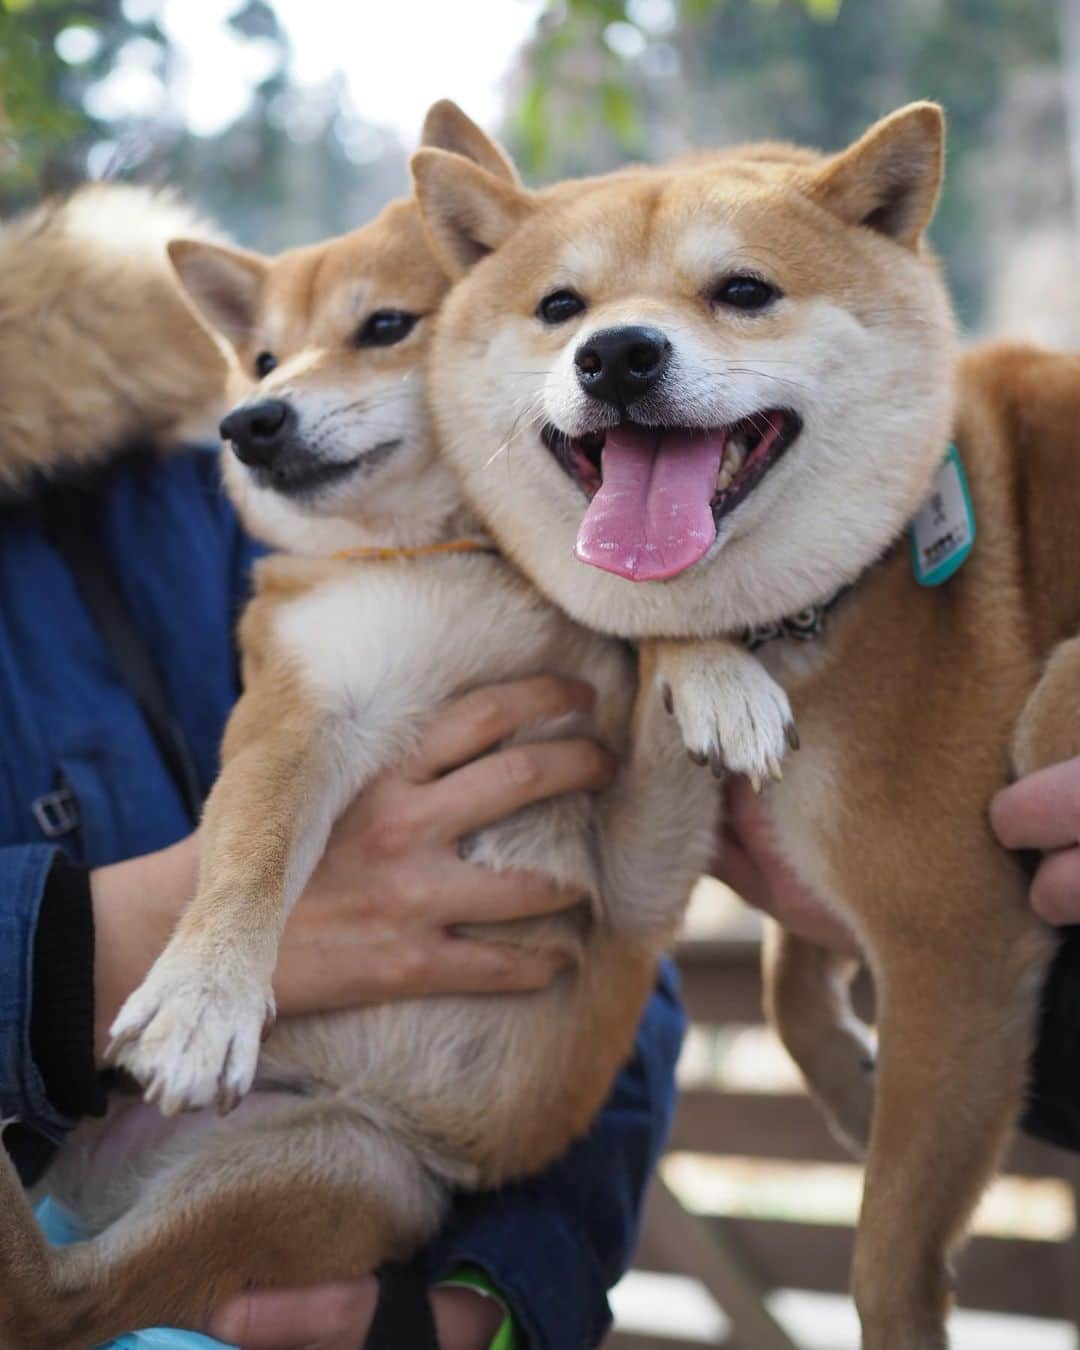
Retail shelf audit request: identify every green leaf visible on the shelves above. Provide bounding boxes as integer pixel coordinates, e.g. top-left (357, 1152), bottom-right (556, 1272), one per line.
top-left (600, 79), bottom-right (642, 146)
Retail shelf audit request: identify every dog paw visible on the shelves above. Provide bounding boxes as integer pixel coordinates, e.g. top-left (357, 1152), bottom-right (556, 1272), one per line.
top-left (108, 953), bottom-right (274, 1116)
top-left (657, 641), bottom-right (796, 790)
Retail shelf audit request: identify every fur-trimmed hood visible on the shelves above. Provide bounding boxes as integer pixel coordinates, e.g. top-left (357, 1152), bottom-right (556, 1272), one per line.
top-left (0, 184), bottom-right (229, 494)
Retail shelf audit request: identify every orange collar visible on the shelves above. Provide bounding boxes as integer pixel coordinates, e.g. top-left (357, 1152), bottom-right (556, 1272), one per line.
top-left (333, 538), bottom-right (497, 563)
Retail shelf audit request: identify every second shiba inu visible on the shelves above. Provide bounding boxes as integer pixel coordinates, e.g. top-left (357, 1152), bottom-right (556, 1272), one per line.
top-left (0, 106), bottom-right (712, 1346)
top-left (414, 105), bottom-right (1073, 1348)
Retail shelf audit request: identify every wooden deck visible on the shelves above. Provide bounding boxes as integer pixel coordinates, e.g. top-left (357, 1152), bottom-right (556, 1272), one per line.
top-left (607, 930), bottom-right (1080, 1349)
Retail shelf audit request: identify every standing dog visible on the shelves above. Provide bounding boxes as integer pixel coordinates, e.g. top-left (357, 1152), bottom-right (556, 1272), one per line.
top-left (414, 104), bottom-right (1072, 1348)
top-left (0, 106), bottom-right (713, 1347)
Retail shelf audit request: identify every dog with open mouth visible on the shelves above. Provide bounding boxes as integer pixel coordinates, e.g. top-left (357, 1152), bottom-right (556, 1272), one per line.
top-left (0, 106), bottom-right (714, 1347)
top-left (413, 105), bottom-right (1080, 1348)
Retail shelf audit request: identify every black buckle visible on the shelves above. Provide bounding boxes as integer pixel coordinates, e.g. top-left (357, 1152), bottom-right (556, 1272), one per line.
top-left (32, 787), bottom-right (80, 839)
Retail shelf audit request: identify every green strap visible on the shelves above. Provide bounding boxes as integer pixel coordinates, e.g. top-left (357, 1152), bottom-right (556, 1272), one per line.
top-left (436, 1266), bottom-right (520, 1350)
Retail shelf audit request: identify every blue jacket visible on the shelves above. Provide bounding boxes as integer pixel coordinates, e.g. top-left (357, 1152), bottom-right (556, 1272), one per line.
top-left (0, 445), bottom-right (685, 1349)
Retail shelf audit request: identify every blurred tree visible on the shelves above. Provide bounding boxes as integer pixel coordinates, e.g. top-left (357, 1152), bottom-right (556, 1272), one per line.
top-left (0, 0), bottom-right (406, 248)
top-left (511, 0), bottom-right (841, 173)
top-left (0, 0), bottom-right (170, 200)
top-left (509, 0), bottom-right (1062, 326)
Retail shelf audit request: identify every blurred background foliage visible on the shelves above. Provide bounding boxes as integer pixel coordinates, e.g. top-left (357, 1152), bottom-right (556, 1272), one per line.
top-left (0, 0), bottom-right (1073, 334)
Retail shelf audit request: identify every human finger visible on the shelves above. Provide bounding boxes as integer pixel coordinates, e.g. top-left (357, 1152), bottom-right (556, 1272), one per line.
top-left (990, 761), bottom-right (1080, 851)
top-left (406, 677), bottom-right (596, 781)
top-left (431, 864), bottom-right (584, 926)
top-left (1030, 846), bottom-right (1080, 925)
top-left (419, 738), bottom-right (617, 841)
top-left (417, 933), bottom-right (571, 995)
top-left (208, 1281), bottom-right (377, 1348)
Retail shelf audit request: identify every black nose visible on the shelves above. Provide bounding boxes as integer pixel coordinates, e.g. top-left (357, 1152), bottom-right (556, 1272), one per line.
top-left (220, 399), bottom-right (297, 468)
top-left (573, 325), bottom-right (672, 408)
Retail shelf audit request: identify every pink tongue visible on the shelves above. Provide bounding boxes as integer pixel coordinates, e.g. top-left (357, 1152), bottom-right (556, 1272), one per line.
top-left (574, 425), bottom-right (725, 581)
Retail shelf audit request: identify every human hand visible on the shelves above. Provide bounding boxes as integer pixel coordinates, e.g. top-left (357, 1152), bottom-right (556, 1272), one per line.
top-left (991, 756), bottom-right (1080, 923)
top-left (92, 675), bottom-right (613, 1059)
top-left (271, 673), bottom-right (615, 1015)
top-left (714, 776), bottom-right (859, 955)
top-left (209, 1278), bottom-right (502, 1349)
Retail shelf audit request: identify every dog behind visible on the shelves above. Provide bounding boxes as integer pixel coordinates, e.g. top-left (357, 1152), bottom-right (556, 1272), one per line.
top-left (414, 106), bottom-right (1068, 1349)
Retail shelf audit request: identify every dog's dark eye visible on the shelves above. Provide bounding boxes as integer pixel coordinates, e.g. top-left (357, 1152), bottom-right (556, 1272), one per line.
top-left (254, 351), bottom-right (277, 378)
top-left (537, 290), bottom-right (586, 325)
top-left (354, 310), bottom-right (418, 348)
top-left (712, 275), bottom-right (780, 311)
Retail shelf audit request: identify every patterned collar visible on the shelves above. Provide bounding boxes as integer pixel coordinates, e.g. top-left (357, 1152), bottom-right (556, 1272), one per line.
top-left (739, 534), bottom-right (904, 653)
top-left (740, 585), bottom-right (853, 652)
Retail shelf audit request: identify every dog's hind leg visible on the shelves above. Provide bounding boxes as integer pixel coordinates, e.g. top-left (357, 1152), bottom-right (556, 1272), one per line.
top-left (762, 924), bottom-right (876, 1156)
top-left (0, 1100), bottom-right (449, 1350)
top-left (849, 913), bottom-right (1053, 1350)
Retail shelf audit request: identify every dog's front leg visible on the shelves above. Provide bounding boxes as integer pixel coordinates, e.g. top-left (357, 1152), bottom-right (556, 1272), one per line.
top-left (653, 638), bottom-right (796, 790)
top-left (109, 700), bottom-right (364, 1116)
top-left (594, 656), bottom-right (718, 936)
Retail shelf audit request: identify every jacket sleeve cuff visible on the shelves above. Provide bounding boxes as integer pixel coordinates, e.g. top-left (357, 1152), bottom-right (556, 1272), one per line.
top-left (30, 852), bottom-right (105, 1123)
top-left (0, 846), bottom-right (85, 1169)
top-left (1022, 925), bottom-right (1080, 1149)
top-left (428, 1197), bottom-right (609, 1350)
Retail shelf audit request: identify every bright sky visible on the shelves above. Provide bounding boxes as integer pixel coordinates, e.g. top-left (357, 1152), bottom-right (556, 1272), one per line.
top-left (79, 0), bottom-right (546, 144)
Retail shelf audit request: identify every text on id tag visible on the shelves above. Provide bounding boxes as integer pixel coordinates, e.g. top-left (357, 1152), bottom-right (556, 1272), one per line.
top-left (909, 443), bottom-right (975, 587)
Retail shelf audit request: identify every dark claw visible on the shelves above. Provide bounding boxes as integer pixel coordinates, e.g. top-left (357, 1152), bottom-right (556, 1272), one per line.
top-left (661, 681), bottom-right (674, 715)
top-left (786, 722), bottom-right (801, 752)
top-left (688, 749), bottom-right (708, 767)
top-left (708, 748), bottom-right (727, 780)
top-left (218, 1085), bottom-right (241, 1117)
top-left (217, 1035), bottom-right (238, 1116)
top-left (104, 1008), bottom-right (158, 1065)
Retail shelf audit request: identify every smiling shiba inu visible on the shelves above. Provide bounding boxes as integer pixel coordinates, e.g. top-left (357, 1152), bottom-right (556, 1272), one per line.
top-left (413, 105), bottom-right (1080, 1347)
top-left (0, 107), bottom-right (712, 1346)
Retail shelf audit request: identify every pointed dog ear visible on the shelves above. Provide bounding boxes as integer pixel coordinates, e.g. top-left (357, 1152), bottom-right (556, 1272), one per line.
top-left (411, 148), bottom-right (533, 278)
top-left (805, 102), bottom-right (945, 249)
top-left (419, 99), bottom-right (520, 185)
top-left (168, 239), bottom-right (268, 348)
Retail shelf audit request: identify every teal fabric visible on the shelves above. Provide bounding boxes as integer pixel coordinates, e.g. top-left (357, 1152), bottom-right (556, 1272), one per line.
top-left (36, 1198), bottom-right (229, 1349)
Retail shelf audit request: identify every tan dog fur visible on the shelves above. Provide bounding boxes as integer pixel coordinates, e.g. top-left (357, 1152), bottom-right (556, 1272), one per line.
top-left (0, 106), bottom-right (714, 1346)
top-left (0, 186), bottom-right (226, 491)
top-left (412, 108), bottom-right (1074, 1348)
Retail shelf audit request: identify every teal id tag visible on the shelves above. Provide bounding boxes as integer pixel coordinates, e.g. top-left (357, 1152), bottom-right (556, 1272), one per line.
top-left (909, 443), bottom-right (975, 587)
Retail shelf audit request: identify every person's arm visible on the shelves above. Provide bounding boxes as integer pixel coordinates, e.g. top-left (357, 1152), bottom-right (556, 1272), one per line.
top-left (0, 845), bottom-right (100, 1182)
top-left (7, 679), bottom-right (609, 1187)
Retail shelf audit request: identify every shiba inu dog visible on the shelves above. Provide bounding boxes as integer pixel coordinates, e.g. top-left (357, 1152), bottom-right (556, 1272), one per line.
top-left (413, 105), bottom-right (1075, 1348)
top-left (0, 185), bottom-right (226, 493)
top-left (0, 105), bottom-right (712, 1346)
